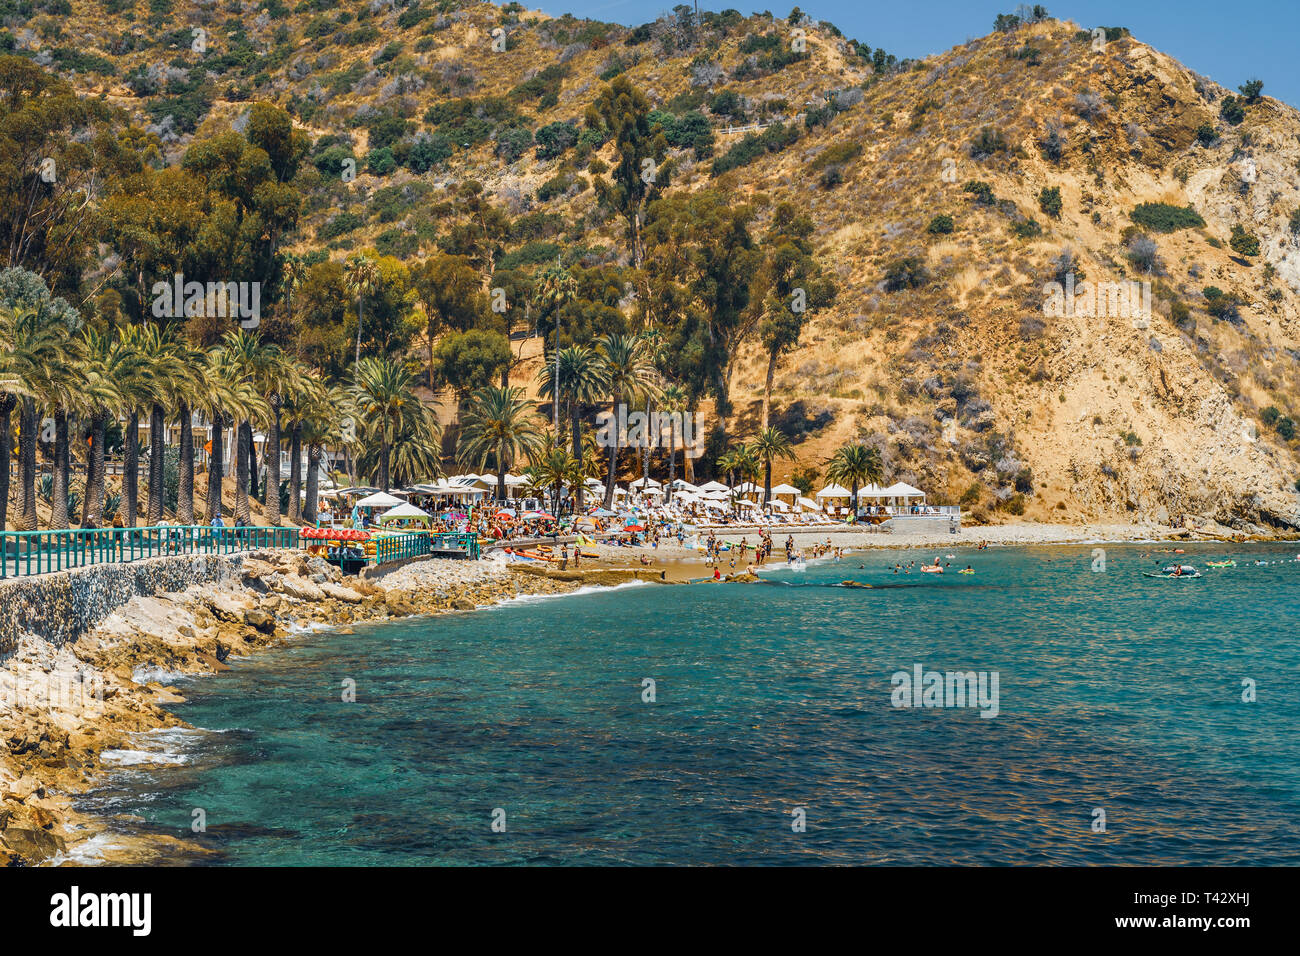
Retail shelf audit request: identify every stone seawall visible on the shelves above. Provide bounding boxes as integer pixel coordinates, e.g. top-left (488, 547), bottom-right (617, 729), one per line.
top-left (0, 553), bottom-right (245, 656)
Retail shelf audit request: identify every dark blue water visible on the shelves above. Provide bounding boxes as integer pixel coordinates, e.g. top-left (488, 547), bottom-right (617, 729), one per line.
top-left (87, 542), bottom-right (1300, 865)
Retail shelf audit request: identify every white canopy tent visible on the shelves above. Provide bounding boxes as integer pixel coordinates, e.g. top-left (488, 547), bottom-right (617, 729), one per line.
top-left (770, 483), bottom-right (801, 497)
top-left (378, 502), bottom-right (431, 522)
top-left (882, 482), bottom-right (926, 499)
top-left (355, 491), bottom-right (404, 508)
top-left (697, 480), bottom-right (730, 493)
top-left (815, 484), bottom-right (851, 499)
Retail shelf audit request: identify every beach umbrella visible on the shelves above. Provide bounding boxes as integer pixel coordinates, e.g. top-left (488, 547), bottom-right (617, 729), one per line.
top-left (590, 507), bottom-right (617, 517)
top-left (495, 508), bottom-right (517, 518)
top-left (624, 524), bottom-right (645, 532)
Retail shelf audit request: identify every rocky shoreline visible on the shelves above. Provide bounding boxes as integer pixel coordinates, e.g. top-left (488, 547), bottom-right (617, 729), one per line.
top-left (0, 550), bottom-right (588, 866)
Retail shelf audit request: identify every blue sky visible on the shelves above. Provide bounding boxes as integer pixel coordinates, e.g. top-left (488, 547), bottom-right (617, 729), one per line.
top-left (539, 1), bottom-right (1300, 108)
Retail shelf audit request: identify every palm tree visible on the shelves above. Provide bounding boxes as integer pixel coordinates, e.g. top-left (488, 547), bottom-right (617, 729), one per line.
top-left (219, 330), bottom-right (274, 525)
top-left (282, 375), bottom-right (326, 524)
top-left (733, 443), bottom-right (761, 510)
top-left (534, 261), bottom-right (577, 435)
top-left (660, 382), bottom-right (687, 501)
top-left (537, 344), bottom-right (607, 507)
top-left (165, 339), bottom-right (208, 526)
top-left (259, 352), bottom-right (304, 526)
top-left (457, 385), bottom-right (545, 503)
top-left (825, 442), bottom-right (884, 514)
top-left (299, 384), bottom-right (347, 526)
top-left (194, 347), bottom-right (246, 524)
top-left (43, 334), bottom-right (91, 530)
top-left (343, 254), bottom-right (381, 369)
top-left (112, 324), bottom-right (164, 528)
top-left (350, 356), bottom-right (426, 493)
top-left (0, 304), bottom-right (70, 529)
top-left (137, 325), bottom-right (193, 525)
top-left (751, 426), bottom-right (796, 507)
top-left (597, 333), bottom-right (658, 509)
top-left (526, 439), bottom-right (577, 516)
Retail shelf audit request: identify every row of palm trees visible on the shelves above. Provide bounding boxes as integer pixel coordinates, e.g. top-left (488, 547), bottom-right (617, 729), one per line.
top-left (0, 296), bottom-right (447, 530)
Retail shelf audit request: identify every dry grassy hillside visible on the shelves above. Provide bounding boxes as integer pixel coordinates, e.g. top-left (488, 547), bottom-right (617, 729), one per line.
top-left (28, 1), bottom-right (1300, 529)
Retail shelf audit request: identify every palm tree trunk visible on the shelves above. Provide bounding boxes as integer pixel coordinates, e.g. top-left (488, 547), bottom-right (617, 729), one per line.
top-left (378, 434), bottom-right (390, 492)
top-left (123, 409), bottom-right (139, 527)
top-left (602, 395), bottom-right (618, 509)
top-left (286, 421), bottom-right (302, 523)
top-left (354, 296), bottom-right (364, 367)
top-left (642, 398), bottom-right (654, 485)
top-left (234, 420), bottom-right (251, 525)
top-left (148, 404), bottom-right (165, 523)
top-left (303, 443), bottom-right (320, 525)
top-left (762, 349), bottom-right (778, 432)
top-left (570, 403), bottom-right (583, 511)
top-left (764, 459), bottom-right (772, 507)
top-left (50, 412), bottom-right (69, 529)
top-left (178, 402), bottom-right (194, 524)
top-left (18, 399), bottom-right (38, 531)
top-left (83, 412), bottom-right (106, 527)
top-left (264, 405), bottom-right (282, 525)
top-left (497, 440), bottom-right (507, 503)
top-left (248, 426), bottom-right (259, 500)
top-left (206, 415), bottom-right (224, 522)
top-left (0, 394), bottom-right (13, 529)
top-left (667, 429), bottom-right (676, 504)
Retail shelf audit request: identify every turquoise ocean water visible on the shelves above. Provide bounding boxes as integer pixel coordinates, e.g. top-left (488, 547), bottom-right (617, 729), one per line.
top-left (85, 542), bottom-right (1300, 865)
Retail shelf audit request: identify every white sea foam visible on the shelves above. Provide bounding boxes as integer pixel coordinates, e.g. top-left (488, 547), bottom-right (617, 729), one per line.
top-left (486, 580), bottom-right (651, 608)
top-left (131, 665), bottom-right (193, 685)
top-left (99, 726), bottom-right (209, 767)
top-left (48, 831), bottom-right (128, 866)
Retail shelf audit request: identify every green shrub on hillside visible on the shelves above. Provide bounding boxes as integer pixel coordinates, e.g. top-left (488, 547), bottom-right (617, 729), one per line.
top-left (1130, 202), bottom-right (1205, 232)
top-left (1038, 186), bottom-right (1062, 218)
top-left (926, 213), bottom-right (954, 234)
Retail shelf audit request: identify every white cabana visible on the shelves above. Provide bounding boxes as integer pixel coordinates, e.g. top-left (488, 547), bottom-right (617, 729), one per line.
top-left (735, 481), bottom-right (760, 494)
top-left (770, 483), bottom-right (801, 497)
top-left (356, 491), bottom-right (404, 508)
top-left (697, 480), bottom-right (730, 493)
top-left (668, 479), bottom-right (699, 492)
top-left (815, 484), bottom-right (851, 499)
top-left (628, 477), bottom-right (662, 489)
top-left (882, 481), bottom-right (926, 499)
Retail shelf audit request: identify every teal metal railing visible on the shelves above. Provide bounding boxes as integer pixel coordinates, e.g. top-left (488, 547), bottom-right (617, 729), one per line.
top-left (0, 525), bottom-right (300, 579)
top-left (428, 532), bottom-right (480, 560)
top-left (372, 531), bottom-right (431, 565)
